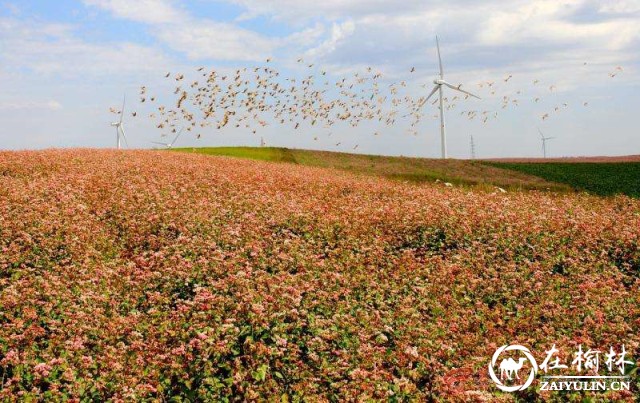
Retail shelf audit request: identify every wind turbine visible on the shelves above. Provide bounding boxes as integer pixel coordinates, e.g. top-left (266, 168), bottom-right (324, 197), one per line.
top-left (538, 128), bottom-right (555, 158)
top-left (152, 127), bottom-right (184, 149)
top-left (425, 36), bottom-right (481, 159)
top-left (469, 134), bottom-right (476, 159)
top-left (111, 95), bottom-right (128, 149)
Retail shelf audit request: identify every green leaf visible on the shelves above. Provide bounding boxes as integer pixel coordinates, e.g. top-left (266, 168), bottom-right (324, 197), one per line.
top-left (253, 364), bottom-right (269, 382)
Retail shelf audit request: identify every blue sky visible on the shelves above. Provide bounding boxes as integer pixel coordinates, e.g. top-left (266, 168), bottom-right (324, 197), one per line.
top-left (1, 0), bottom-right (639, 158)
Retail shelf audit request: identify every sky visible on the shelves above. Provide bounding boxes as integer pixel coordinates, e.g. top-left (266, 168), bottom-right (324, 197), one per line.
top-left (0, 0), bottom-right (639, 158)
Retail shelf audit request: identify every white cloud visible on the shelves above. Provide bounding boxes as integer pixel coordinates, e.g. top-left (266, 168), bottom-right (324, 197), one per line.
top-left (227, 0), bottom-right (426, 23)
top-left (218, 0), bottom-right (639, 66)
top-left (283, 23), bottom-right (326, 48)
top-left (82, 0), bottom-right (185, 24)
top-left (0, 17), bottom-right (172, 78)
top-left (82, 0), bottom-right (285, 62)
top-left (599, 1), bottom-right (640, 14)
top-left (156, 21), bottom-right (277, 61)
top-left (477, 1), bottom-right (640, 50)
top-left (0, 100), bottom-right (62, 111)
top-left (305, 20), bottom-right (355, 58)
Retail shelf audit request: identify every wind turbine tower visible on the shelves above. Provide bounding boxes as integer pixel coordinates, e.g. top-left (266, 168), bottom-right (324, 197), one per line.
top-left (425, 36), bottom-right (481, 159)
top-left (111, 95), bottom-right (128, 149)
top-left (538, 128), bottom-right (555, 158)
top-left (469, 134), bottom-right (476, 159)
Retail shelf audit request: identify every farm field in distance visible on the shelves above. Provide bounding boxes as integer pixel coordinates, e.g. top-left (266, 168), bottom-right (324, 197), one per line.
top-left (0, 149), bottom-right (638, 401)
top-left (174, 147), bottom-right (640, 197)
top-left (484, 160), bottom-right (640, 198)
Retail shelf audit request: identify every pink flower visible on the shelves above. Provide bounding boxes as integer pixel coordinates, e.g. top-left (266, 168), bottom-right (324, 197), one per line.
top-left (1, 350), bottom-right (19, 366)
top-left (33, 363), bottom-right (52, 378)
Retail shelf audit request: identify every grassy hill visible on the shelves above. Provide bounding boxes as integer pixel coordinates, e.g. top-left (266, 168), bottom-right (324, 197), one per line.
top-left (172, 147), bottom-right (640, 197)
top-left (171, 147), bottom-right (640, 198)
top-left (172, 147), bottom-right (568, 192)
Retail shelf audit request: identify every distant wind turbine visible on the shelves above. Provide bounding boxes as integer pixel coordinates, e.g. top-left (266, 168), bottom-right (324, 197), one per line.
top-left (538, 128), bottom-right (555, 158)
top-left (152, 127), bottom-right (184, 149)
top-left (111, 95), bottom-right (128, 149)
top-left (425, 36), bottom-right (481, 159)
top-left (469, 134), bottom-right (476, 159)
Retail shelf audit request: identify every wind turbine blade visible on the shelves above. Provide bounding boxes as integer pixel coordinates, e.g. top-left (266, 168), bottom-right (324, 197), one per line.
top-left (119, 95), bottom-right (126, 124)
top-left (170, 127), bottom-right (184, 146)
top-left (538, 128), bottom-right (544, 139)
top-left (436, 36), bottom-right (444, 78)
top-left (151, 141), bottom-right (167, 146)
top-left (442, 82), bottom-right (481, 99)
top-left (120, 125), bottom-right (128, 147)
top-left (425, 85), bottom-right (440, 102)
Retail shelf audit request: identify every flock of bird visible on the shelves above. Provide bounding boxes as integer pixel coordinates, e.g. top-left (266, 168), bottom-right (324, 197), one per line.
top-left (109, 59), bottom-right (624, 149)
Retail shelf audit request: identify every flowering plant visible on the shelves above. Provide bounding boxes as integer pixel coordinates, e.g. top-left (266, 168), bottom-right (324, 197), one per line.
top-left (0, 150), bottom-right (637, 400)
